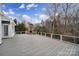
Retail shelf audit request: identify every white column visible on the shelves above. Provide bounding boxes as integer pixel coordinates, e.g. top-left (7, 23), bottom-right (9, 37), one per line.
top-left (0, 20), bottom-right (2, 44)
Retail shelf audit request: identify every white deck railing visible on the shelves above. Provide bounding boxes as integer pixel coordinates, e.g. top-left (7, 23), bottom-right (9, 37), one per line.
top-left (15, 31), bottom-right (26, 34)
top-left (37, 32), bottom-right (79, 44)
top-left (15, 31), bottom-right (79, 44)
top-left (15, 31), bottom-right (37, 34)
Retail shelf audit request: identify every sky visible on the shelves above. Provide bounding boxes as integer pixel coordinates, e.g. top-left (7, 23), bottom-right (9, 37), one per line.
top-left (2, 3), bottom-right (49, 24)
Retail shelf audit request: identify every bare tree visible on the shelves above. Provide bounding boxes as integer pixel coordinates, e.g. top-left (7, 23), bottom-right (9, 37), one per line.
top-left (44, 3), bottom-right (61, 34)
top-left (43, 3), bottom-right (79, 35)
top-left (61, 3), bottom-right (76, 34)
top-left (72, 6), bottom-right (79, 36)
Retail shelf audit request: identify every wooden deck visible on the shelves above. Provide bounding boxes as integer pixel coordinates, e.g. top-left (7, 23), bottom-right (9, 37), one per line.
top-left (0, 34), bottom-right (79, 56)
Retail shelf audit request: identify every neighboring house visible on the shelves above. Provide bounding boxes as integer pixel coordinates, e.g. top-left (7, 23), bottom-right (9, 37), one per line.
top-left (0, 11), bottom-right (15, 44)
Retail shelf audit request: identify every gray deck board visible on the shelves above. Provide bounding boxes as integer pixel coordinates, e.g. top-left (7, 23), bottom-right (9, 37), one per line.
top-left (0, 34), bottom-right (79, 56)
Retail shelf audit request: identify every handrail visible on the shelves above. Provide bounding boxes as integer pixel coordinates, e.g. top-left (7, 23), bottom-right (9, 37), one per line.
top-left (15, 31), bottom-right (37, 34)
top-left (15, 31), bottom-right (26, 34)
top-left (62, 35), bottom-right (79, 38)
top-left (37, 32), bottom-right (79, 44)
top-left (38, 32), bottom-right (79, 38)
top-left (15, 31), bottom-right (79, 44)
top-left (15, 31), bottom-right (79, 39)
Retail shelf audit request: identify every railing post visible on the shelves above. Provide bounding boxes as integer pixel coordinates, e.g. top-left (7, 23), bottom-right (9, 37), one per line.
top-left (60, 35), bottom-right (62, 41)
top-left (51, 33), bottom-right (52, 39)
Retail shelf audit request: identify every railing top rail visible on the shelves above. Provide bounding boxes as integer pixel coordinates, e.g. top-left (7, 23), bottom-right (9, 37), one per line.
top-left (15, 31), bottom-right (79, 39)
top-left (46, 33), bottom-right (51, 34)
top-left (39, 32), bottom-right (79, 39)
top-left (62, 35), bottom-right (79, 38)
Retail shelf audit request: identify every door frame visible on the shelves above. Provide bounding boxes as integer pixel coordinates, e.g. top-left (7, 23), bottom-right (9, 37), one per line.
top-left (2, 24), bottom-right (9, 38)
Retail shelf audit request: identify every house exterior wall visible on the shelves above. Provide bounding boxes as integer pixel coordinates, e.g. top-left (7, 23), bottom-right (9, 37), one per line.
top-left (0, 4), bottom-right (15, 44)
top-left (0, 19), bottom-right (2, 44)
top-left (8, 20), bottom-right (15, 38)
top-left (2, 21), bottom-right (15, 38)
top-left (0, 15), bottom-right (15, 44)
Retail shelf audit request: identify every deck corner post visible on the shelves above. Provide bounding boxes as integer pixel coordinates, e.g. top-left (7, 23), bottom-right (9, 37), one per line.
top-left (60, 35), bottom-right (62, 41)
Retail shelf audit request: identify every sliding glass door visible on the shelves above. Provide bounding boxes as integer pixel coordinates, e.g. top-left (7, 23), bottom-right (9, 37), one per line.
top-left (3, 25), bottom-right (8, 36)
